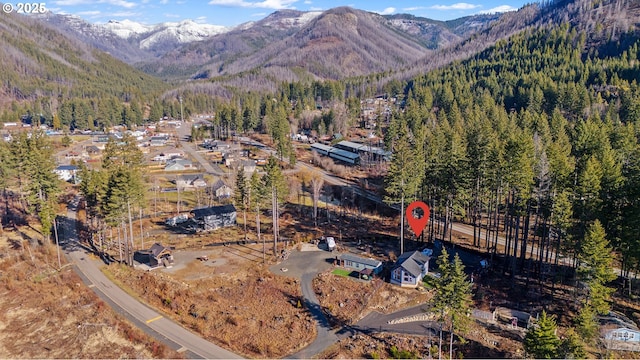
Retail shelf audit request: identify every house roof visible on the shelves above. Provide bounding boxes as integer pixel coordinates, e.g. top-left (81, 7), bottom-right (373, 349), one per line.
top-left (166, 159), bottom-right (192, 167)
top-left (211, 179), bottom-right (229, 191)
top-left (329, 148), bottom-right (360, 160)
top-left (600, 311), bottom-right (640, 330)
top-left (311, 143), bottom-right (333, 152)
top-left (55, 165), bottom-right (79, 171)
top-left (395, 251), bottom-right (430, 278)
top-left (336, 140), bottom-right (365, 151)
top-left (339, 253), bottom-right (382, 268)
top-left (178, 174), bottom-right (205, 182)
top-left (241, 160), bottom-right (256, 167)
top-left (191, 204), bottom-right (236, 218)
top-left (149, 243), bottom-right (171, 258)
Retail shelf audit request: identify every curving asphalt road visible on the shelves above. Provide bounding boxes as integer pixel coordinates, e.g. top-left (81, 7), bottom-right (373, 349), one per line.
top-left (60, 201), bottom-right (241, 359)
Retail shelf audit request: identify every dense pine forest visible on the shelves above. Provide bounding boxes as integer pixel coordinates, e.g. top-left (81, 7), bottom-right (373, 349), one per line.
top-left (386, 22), bottom-right (640, 281)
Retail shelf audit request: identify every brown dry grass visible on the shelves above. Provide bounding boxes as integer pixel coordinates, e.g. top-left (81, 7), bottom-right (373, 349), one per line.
top-left (105, 262), bottom-right (316, 358)
top-left (313, 271), bottom-right (432, 325)
top-left (320, 323), bottom-right (522, 359)
top-left (0, 233), bottom-right (182, 359)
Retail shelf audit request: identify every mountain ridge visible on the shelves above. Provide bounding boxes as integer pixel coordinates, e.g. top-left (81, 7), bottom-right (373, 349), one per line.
top-left (136, 6), bottom-right (499, 82)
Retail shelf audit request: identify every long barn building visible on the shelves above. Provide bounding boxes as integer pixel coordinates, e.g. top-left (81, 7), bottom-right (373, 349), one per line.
top-left (311, 143), bottom-right (360, 165)
top-left (311, 140), bottom-right (391, 166)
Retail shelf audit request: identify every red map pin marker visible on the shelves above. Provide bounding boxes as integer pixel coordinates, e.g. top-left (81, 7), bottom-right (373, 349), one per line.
top-left (406, 201), bottom-right (430, 237)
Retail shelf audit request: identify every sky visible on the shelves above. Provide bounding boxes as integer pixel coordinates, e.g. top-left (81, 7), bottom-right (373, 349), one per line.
top-left (46, 0), bottom-right (527, 26)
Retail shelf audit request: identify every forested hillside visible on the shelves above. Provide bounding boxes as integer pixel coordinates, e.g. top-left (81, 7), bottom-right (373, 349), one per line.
top-left (385, 18), bottom-right (640, 281)
top-left (0, 12), bottom-right (167, 128)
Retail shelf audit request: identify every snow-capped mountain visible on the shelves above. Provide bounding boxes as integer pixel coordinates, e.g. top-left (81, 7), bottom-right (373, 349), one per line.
top-left (99, 19), bottom-right (229, 52)
top-left (259, 10), bottom-right (322, 29)
top-left (34, 12), bottom-right (151, 63)
top-left (34, 12), bottom-right (230, 61)
top-left (101, 19), bottom-right (153, 38)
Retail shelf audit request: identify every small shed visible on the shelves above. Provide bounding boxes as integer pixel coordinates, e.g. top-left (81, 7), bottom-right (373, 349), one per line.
top-left (191, 204), bottom-right (237, 231)
top-left (338, 253), bottom-right (383, 278)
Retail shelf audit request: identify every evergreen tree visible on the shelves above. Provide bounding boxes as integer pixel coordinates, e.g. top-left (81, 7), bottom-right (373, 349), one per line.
top-left (575, 303), bottom-right (598, 341)
top-left (523, 310), bottom-right (560, 359)
top-left (558, 328), bottom-right (587, 359)
top-left (577, 220), bottom-right (617, 315)
top-left (384, 123), bottom-right (423, 254)
top-left (432, 248), bottom-right (473, 359)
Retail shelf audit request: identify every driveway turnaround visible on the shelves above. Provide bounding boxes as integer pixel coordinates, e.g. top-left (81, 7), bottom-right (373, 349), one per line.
top-left (60, 202), bottom-right (241, 359)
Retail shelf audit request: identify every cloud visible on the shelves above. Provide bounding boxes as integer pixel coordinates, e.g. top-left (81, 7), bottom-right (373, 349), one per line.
top-left (53, 0), bottom-right (136, 8)
top-left (195, 16), bottom-right (207, 23)
top-left (164, 12), bottom-right (181, 18)
top-left (479, 4), bottom-right (517, 13)
top-left (403, 6), bottom-right (427, 11)
top-left (250, 12), bottom-right (267, 16)
top-left (309, 6), bottom-right (322, 10)
top-left (303, 0), bottom-right (311, 3)
top-left (373, 7), bottom-right (395, 15)
top-left (430, 2), bottom-right (480, 10)
top-left (159, 0), bottom-right (169, 3)
top-left (208, 0), bottom-right (298, 9)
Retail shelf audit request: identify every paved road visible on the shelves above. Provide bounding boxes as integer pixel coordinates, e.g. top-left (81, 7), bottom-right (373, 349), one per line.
top-left (60, 201), bottom-right (241, 359)
top-left (176, 122), bottom-right (224, 175)
top-left (269, 246), bottom-right (339, 358)
top-left (290, 272), bottom-right (340, 359)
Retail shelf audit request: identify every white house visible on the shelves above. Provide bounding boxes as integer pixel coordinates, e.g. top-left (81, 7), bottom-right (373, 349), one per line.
top-left (602, 327), bottom-right (640, 351)
top-left (176, 174), bottom-right (207, 190)
top-left (338, 253), bottom-right (383, 279)
top-left (54, 165), bottom-right (79, 182)
top-left (165, 159), bottom-right (195, 172)
top-left (600, 311), bottom-right (640, 351)
top-left (390, 251), bottom-right (430, 287)
top-left (211, 179), bottom-right (233, 198)
top-left (239, 160), bottom-right (256, 173)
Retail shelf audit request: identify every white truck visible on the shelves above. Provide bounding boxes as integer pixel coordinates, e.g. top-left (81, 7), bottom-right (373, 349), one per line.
top-left (326, 237), bottom-right (336, 252)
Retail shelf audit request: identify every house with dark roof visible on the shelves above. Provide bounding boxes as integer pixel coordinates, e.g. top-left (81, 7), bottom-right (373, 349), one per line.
top-left (149, 135), bottom-right (169, 147)
top-left (149, 243), bottom-right (174, 268)
top-left (84, 145), bottom-right (101, 157)
top-left (191, 204), bottom-right (236, 231)
top-left (211, 179), bottom-right (233, 198)
top-left (338, 253), bottom-right (383, 279)
top-left (390, 251), bottom-right (431, 287)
